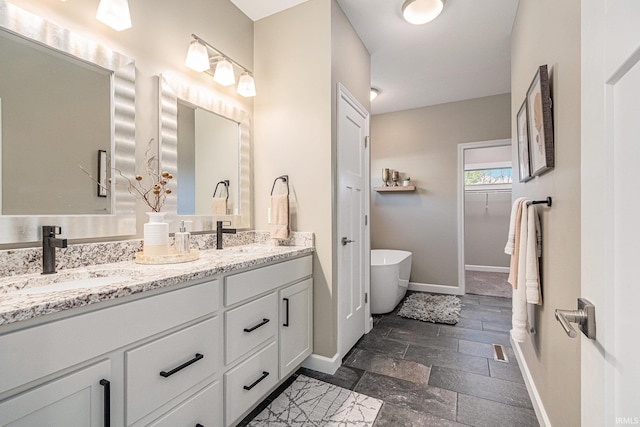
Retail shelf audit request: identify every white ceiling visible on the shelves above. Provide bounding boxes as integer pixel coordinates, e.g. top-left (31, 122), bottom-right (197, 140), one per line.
top-left (230, 0), bottom-right (519, 115)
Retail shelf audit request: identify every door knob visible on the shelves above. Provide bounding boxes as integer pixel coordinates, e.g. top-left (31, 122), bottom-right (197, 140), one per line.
top-left (341, 237), bottom-right (355, 246)
top-left (554, 298), bottom-right (596, 339)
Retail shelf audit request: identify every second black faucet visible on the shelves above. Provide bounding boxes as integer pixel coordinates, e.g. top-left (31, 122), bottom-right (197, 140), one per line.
top-left (216, 221), bottom-right (236, 250)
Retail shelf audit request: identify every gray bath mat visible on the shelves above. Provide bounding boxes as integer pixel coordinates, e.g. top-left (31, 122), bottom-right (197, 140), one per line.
top-left (397, 293), bottom-right (461, 324)
top-left (248, 375), bottom-right (382, 426)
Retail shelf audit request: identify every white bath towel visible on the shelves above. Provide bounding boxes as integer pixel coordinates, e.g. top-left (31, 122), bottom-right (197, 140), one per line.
top-left (511, 200), bottom-right (531, 343)
top-left (525, 205), bottom-right (542, 305)
top-left (505, 197), bottom-right (527, 255)
top-left (507, 199), bottom-right (526, 288)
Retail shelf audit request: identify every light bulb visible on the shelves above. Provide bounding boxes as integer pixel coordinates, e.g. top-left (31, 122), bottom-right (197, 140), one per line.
top-left (370, 88), bottom-right (380, 101)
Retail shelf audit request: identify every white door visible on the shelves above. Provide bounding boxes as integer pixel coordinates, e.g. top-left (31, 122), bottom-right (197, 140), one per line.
top-left (337, 83), bottom-right (370, 358)
top-left (581, 1), bottom-right (640, 424)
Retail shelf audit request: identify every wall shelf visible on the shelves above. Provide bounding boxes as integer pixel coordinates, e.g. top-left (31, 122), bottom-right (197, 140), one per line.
top-left (374, 185), bottom-right (416, 193)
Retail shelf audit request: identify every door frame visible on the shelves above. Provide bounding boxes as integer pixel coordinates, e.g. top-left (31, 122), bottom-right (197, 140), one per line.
top-left (336, 83), bottom-right (370, 359)
top-left (457, 138), bottom-right (511, 296)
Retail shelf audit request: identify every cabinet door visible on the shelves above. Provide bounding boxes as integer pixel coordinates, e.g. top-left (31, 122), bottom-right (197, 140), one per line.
top-left (0, 360), bottom-right (112, 427)
top-left (279, 278), bottom-right (313, 379)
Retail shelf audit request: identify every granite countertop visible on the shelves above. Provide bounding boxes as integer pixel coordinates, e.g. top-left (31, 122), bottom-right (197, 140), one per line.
top-left (0, 244), bottom-right (314, 327)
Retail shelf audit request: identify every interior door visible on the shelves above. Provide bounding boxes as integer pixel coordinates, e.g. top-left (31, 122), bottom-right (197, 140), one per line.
top-left (337, 83), bottom-right (370, 358)
top-left (581, 0), bottom-right (640, 424)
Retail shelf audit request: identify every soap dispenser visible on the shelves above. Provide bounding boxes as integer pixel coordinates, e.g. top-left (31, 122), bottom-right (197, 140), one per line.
top-left (175, 220), bottom-right (191, 254)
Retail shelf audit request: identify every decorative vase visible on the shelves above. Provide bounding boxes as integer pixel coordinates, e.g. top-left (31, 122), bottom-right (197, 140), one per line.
top-left (144, 212), bottom-right (169, 256)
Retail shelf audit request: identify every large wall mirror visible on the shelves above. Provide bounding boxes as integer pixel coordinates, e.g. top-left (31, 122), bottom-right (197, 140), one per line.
top-left (0, 0), bottom-right (136, 244)
top-left (159, 74), bottom-right (251, 231)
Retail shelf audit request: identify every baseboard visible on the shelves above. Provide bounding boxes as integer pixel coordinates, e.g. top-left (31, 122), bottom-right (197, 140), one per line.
top-left (301, 352), bottom-right (341, 375)
top-left (511, 337), bottom-right (552, 427)
top-left (408, 282), bottom-right (464, 296)
top-left (465, 264), bottom-right (510, 274)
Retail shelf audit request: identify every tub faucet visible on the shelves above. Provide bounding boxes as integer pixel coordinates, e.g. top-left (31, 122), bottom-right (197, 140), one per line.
top-left (42, 225), bottom-right (67, 274)
top-left (216, 220), bottom-right (236, 250)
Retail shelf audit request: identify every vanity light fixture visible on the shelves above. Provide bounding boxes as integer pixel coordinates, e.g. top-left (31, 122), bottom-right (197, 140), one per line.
top-left (185, 40), bottom-right (210, 72)
top-left (96, 0), bottom-right (132, 31)
top-left (370, 88), bottom-right (380, 101)
top-left (401, 0), bottom-right (444, 25)
top-left (185, 34), bottom-right (256, 97)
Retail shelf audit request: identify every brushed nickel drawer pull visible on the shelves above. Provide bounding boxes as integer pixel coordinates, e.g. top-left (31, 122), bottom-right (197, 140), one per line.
top-left (244, 318), bottom-right (270, 333)
top-left (159, 353), bottom-right (204, 378)
top-left (243, 371), bottom-right (269, 390)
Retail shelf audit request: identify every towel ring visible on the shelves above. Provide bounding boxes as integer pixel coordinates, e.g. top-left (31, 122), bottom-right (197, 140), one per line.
top-left (213, 180), bottom-right (230, 202)
top-left (270, 175), bottom-right (289, 196)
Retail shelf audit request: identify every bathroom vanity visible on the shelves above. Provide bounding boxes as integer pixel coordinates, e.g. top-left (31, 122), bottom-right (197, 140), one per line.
top-left (0, 246), bottom-right (313, 427)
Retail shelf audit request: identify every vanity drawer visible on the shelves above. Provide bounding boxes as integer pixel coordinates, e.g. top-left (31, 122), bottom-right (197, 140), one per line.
top-left (126, 316), bottom-right (219, 425)
top-left (224, 341), bottom-right (278, 426)
top-left (148, 380), bottom-right (222, 427)
top-left (225, 255), bottom-right (312, 306)
top-left (225, 292), bottom-right (278, 364)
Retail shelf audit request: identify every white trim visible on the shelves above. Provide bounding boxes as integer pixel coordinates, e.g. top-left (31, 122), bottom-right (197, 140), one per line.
top-left (408, 282), bottom-right (464, 296)
top-left (301, 352), bottom-right (341, 375)
top-left (511, 337), bottom-right (551, 427)
top-left (457, 139), bottom-right (512, 298)
top-left (465, 265), bottom-right (510, 274)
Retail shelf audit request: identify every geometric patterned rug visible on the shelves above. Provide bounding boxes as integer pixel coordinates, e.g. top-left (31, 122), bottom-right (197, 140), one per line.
top-left (247, 375), bottom-right (383, 426)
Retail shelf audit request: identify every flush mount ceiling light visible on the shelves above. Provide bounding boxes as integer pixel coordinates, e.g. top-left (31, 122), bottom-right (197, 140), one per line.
top-left (402, 0), bottom-right (444, 25)
top-left (185, 34), bottom-right (256, 97)
top-left (185, 40), bottom-right (210, 72)
top-left (370, 88), bottom-right (380, 101)
top-left (96, 0), bottom-right (132, 31)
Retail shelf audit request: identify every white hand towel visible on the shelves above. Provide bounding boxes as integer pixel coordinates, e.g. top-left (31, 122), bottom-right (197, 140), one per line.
top-left (269, 194), bottom-right (290, 240)
top-left (505, 197), bottom-right (527, 255)
top-left (511, 200), bottom-right (530, 343)
top-left (525, 205), bottom-right (542, 305)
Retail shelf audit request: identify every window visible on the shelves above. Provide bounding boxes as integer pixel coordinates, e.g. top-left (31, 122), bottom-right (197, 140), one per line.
top-left (464, 167), bottom-right (512, 186)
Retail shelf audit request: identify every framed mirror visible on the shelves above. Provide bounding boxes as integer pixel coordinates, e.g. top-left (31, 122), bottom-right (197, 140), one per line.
top-left (159, 74), bottom-right (252, 232)
top-left (0, 0), bottom-right (136, 244)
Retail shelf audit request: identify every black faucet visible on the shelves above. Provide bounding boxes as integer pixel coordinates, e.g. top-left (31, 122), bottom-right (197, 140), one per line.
top-left (216, 220), bottom-right (236, 250)
top-left (42, 226), bottom-right (67, 274)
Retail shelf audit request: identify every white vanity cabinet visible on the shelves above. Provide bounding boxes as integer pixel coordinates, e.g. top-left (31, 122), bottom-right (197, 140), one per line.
top-left (0, 359), bottom-right (112, 426)
top-left (222, 255), bottom-right (313, 426)
top-left (0, 279), bottom-right (221, 427)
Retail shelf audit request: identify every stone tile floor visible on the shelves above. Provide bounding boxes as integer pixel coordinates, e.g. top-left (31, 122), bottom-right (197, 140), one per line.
top-left (239, 292), bottom-right (539, 427)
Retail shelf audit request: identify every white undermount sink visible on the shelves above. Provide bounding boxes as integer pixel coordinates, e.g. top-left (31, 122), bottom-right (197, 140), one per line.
top-left (10, 270), bottom-right (135, 295)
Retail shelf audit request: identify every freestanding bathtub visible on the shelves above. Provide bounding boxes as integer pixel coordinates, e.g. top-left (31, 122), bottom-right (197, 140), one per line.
top-left (370, 249), bottom-right (412, 314)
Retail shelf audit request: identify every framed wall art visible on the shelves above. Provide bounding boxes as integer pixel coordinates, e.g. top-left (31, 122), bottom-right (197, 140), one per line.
top-left (516, 99), bottom-right (532, 182)
top-left (526, 64), bottom-right (554, 176)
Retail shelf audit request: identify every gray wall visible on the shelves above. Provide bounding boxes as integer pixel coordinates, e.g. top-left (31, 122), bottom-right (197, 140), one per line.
top-left (370, 94), bottom-right (511, 286)
top-left (511, 0), bottom-right (581, 425)
top-left (254, 0), bottom-right (370, 358)
top-left (464, 191), bottom-right (511, 268)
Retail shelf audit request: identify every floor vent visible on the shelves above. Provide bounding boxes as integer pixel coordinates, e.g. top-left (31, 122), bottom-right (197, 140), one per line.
top-left (493, 344), bottom-right (508, 363)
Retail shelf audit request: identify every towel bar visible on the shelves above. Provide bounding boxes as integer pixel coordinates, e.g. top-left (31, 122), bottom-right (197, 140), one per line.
top-left (270, 175), bottom-right (289, 196)
top-left (213, 180), bottom-right (230, 201)
top-left (527, 196), bottom-right (552, 207)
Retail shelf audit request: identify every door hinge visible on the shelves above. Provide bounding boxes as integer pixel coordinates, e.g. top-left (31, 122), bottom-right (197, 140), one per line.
top-left (364, 136), bottom-right (369, 148)
top-left (365, 292), bottom-right (368, 304)
top-left (365, 214), bottom-right (368, 226)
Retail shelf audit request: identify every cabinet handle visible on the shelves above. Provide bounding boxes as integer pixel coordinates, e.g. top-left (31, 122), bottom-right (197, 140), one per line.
top-left (99, 379), bottom-right (110, 427)
top-left (243, 371), bottom-right (270, 390)
top-left (283, 298), bottom-right (290, 327)
top-left (243, 318), bottom-right (270, 333)
top-left (159, 353), bottom-right (204, 378)
top-left (195, 424), bottom-right (204, 427)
